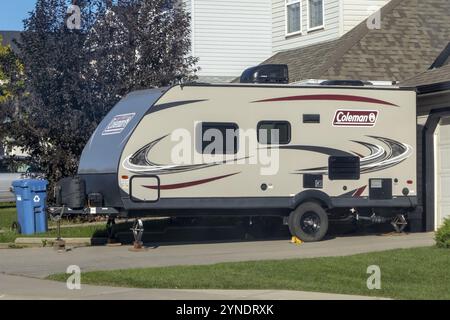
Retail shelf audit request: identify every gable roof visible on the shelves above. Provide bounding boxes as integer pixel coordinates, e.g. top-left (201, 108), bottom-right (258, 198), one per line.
top-left (430, 42), bottom-right (450, 69)
top-left (0, 31), bottom-right (21, 52)
top-left (402, 63), bottom-right (450, 87)
top-left (264, 0), bottom-right (450, 83)
top-left (400, 40), bottom-right (450, 93)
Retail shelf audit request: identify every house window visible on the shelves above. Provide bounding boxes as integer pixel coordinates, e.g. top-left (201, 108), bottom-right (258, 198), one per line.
top-left (308, 0), bottom-right (324, 31)
top-left (286, 0), bottom-right (301, 35)
top-left (257, 121), bottom-right (291, 145)
top-left (201, 122), bottom-right (239, 154)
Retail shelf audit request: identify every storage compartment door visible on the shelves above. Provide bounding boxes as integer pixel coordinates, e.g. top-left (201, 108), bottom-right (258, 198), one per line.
top-left (130, 176), bottom-right (160, 202)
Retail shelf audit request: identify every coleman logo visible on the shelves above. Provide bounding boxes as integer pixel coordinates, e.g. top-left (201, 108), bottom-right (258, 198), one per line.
top-left (333, 110), bottom-right (378, 127)
top-left (102, 113), bottom-right (136, 135)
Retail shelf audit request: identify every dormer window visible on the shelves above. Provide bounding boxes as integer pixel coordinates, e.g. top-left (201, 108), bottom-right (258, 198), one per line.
top-left (286, 0), bottom-right (301, 36)
top-left (308, 0), bottom-right (325, 31)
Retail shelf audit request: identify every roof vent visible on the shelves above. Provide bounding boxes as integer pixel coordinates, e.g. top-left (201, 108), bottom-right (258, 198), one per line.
top-left (240, 64), bottom-right (289, 84)
top-left (320, 80), bottom-right (370, 86)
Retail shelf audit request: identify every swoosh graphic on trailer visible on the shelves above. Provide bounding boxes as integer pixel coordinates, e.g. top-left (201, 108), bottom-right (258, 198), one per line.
top-left (252, 94), bottom-right (398, 106)
top-left (123, 135), bottom-right (249, 175)
top-left (353, 185), bottom-right (367, 197)
top-left (147, 99), bottom-right (209, 115)
top-left (295, 136), bottom-right (412, 175)
top-left (338, 185), bottom-right (367, 197)
top-left (275, 145), bottom-right (354, 157)
top-left (143, 172), bottom-right (240, 190)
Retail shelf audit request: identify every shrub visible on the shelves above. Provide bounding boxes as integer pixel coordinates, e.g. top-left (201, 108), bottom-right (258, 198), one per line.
top-left (435, 218), bottom-right (450, 248)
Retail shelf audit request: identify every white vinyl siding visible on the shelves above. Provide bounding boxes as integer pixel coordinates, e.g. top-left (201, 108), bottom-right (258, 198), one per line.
top-left (342, 0), bottom-right (389, 33)
top-left (273, 0), bottom-right (340, 53)
top-left (185, 0), bottom-right (272, 81)
top-left (273, 0), bottom-right (390, 53)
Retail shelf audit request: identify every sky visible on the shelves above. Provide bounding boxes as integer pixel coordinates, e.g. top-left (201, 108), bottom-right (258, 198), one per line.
top-left (0, 0), bottom-right (37, 31)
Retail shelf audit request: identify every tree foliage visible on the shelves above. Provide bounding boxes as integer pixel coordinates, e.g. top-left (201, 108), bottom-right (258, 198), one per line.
top-left (0, 36), bottom-right (25, 144)
top-left (3, 0), bottom-right (197, 185)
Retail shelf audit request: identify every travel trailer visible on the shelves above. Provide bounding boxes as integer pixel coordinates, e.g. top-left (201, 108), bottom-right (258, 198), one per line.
top-left (52, 83), bottom-right (418, 242)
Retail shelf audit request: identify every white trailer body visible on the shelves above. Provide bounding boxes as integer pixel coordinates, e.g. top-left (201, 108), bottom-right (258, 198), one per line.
top-left (62, 83), bottom-right (417, 241)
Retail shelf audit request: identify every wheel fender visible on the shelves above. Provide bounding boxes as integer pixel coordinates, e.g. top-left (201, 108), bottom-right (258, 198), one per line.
top-left (292, 190), bottom-right (332, 209)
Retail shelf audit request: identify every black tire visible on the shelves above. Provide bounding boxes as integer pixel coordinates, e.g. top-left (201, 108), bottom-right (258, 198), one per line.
top-left (288, 202), bottom-right (329, 242)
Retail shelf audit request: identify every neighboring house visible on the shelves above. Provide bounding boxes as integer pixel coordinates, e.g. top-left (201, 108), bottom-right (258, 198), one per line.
top-left (184, 1), bottom-right (392, 82)
top-left (272, 0), bottom-right (390, 53)
top-left (183, 0), bottom-right (273, 83)
top-left (264, 0), bottom-right (450, 83)
top-left (401, 45), bottom-right (450, 232)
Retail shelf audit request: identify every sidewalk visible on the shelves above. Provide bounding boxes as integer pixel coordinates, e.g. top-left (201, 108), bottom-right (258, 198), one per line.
top-left (0, 274), bottom-right (387, 300)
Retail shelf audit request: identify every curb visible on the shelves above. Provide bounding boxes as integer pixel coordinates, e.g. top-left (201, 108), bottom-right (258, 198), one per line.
top-left (0, 243), bottom-right (15, 249)
top-left (14, 237), bottom-right (108, 247)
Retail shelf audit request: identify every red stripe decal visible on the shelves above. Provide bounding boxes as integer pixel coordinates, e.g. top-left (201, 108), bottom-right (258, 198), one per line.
top-left (252, 94), bottom-right (398, 106)
top-left (352, 185), bottom-right (367, 197)
top-left (143, 172), bottom-right (240, 190)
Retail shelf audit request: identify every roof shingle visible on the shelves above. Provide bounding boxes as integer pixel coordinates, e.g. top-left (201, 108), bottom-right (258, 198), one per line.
top-left (401, 63), bottom-right (450, 87)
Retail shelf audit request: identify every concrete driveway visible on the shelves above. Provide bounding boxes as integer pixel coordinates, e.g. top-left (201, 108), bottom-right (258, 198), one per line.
top-left (0, 232), bottom-right (434, 278)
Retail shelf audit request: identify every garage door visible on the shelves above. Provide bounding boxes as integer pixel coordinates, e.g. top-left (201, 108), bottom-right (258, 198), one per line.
top-left (436, 117), bottom-right (450, 229)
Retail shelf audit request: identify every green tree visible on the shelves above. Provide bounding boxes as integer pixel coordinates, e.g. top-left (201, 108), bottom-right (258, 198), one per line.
top-left (5, 0), bottom-right (197, 186)
top-left (0, 35), bottom-right (25, 149)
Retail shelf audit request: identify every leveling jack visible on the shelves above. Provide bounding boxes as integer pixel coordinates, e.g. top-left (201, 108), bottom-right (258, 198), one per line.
top-left (129, 219), bottom-right (145, 251)
top-left (391, 214), bottom-right (408, 233)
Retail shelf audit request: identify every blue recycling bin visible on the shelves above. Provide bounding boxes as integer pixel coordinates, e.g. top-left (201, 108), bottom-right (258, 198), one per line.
top-left (12, 179), bottom-right (49, 235)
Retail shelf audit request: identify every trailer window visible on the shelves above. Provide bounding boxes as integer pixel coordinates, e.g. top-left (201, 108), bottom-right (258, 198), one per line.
top-left (257, 121), bottom-right (291, 144)
top-left (201, 122), bottom-right (239, 154)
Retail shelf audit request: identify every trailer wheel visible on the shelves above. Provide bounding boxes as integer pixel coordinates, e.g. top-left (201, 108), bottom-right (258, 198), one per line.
top-left (288, 202), bottom-right (328, 242)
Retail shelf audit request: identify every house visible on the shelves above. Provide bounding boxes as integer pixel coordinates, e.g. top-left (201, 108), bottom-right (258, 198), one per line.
top-left (402, 46), bottom-right (450, 232)
top-left (263, 0), bottom-right (450, 232)
top-left (272, 0), bottom-right (390, 53)
top-left (184, 0), bottom-right (391, 83)
top-left (264, 0), bottom-right (450, 83)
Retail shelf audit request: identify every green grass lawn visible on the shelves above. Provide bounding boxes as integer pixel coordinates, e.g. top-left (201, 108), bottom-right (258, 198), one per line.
top-left (48, 246), bottom-right (450, 300)
top-left (0, 203), bottom-right (107, 243)
top-left (0, 203), bottom-right (17, 233)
